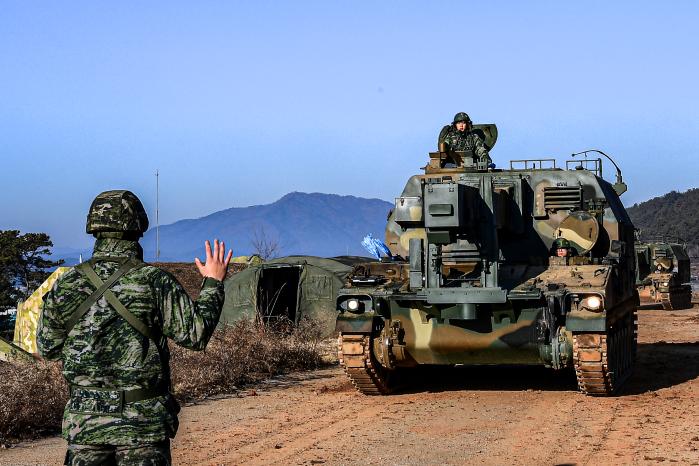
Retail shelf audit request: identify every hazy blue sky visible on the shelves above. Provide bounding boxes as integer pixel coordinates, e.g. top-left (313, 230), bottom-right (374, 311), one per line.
top-left (2, 1), bottom-right (698, 249)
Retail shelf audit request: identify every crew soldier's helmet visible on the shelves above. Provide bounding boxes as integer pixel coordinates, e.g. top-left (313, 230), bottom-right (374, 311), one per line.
top-left (452, 112), bottom-right (472, 125)
top-left (656, 257), bottom-right (673, 271)
top-left (86, 190), bottom-right (149, 236)
top-left (553, 238), bottom-right (571, 249)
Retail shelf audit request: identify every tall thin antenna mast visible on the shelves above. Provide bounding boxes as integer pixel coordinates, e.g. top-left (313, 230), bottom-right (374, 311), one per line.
top-left (156, 169), bottom-right (160, 260)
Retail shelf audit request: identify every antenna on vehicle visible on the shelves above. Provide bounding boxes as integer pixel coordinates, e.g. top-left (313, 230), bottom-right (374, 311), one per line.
top-left (156, 169), bottom-right (160, 260)
top-left (571, 149), bottom-right (627, 196)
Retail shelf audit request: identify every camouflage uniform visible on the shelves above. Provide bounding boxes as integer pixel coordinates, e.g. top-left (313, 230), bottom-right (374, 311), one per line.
top-left (442, 130), bottom-right (491, 163)
top-left (439, 113), bottom-right (491, 164)
top-left (66, 442), bottom-right (171, 465)
top-left (37, 190), bottom-right (225, 466)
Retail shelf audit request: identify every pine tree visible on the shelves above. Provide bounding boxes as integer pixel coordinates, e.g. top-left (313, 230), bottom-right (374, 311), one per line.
top-left (0, 230), bottom-right (64, 308)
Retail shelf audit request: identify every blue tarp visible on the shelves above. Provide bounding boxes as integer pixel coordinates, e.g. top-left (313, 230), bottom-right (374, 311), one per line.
top-left (361, 234), bottom-right (392, 259)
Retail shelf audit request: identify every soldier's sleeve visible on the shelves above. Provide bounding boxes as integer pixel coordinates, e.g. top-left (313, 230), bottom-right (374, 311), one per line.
top-left (437, 124), bottom-right (452, 147)
top-left (157, 272), bottom-right (224, 351)
top-left (472, 134), bottom-right (491, 163)
top-left (37, 284), bottom-right (68, 360)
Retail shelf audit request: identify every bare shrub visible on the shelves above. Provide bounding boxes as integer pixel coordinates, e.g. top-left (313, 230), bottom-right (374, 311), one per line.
top-left (170, 318), bottom-right (325, 402)
top-left (250, 225), bottom-right (281, 260)
top-left (0, 361), bottom-right (67, 443)
top-left (0, 319), bottom-right (327, 443)
top-left (295, 316), bottom-right (325, 352)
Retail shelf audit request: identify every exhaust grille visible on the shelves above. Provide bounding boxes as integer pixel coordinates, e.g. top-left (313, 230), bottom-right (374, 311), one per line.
top-left (543, 186), bottom-right (582, 211)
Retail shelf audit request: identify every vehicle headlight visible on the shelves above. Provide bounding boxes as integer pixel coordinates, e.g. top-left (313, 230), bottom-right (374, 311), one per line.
top-left (339, 296), bottom-right (369, 313)
top-left (581, 295), bottom-right (602, 311)
top-left (662, 282), bottom-right (669, 287)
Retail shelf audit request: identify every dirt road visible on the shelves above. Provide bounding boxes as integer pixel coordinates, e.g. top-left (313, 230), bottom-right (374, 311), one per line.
top-left (2, 308), bottom-right (699, 466)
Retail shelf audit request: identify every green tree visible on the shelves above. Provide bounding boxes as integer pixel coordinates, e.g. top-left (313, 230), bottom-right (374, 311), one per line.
top-left (0, 230), bottom-right (64, 308)
top-left (627, 188), bottom-right (699, 258)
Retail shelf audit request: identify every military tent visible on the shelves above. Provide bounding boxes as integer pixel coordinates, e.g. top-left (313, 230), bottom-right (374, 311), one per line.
top-left (221, 256), bottom-right (370, 337)
top-left (13, 267), bottom-right (71, 354)
top-left (0, 336), bottom-right (34, 363)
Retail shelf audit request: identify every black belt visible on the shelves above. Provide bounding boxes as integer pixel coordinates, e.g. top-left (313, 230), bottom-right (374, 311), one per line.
top-left (124, 384), bottom-right (169, 403)
top-left (70, 382), bottom-right (169, 404)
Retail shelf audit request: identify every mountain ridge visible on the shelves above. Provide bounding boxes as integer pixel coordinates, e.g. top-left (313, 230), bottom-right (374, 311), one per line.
top-left (626, 187), bottom-right (699, 256)
top-left (51, 188), bottom-right (699, 265)
top-left (140, 192), bottom-right (393, 262)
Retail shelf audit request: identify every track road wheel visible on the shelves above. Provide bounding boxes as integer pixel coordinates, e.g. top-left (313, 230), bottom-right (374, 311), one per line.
top-left (338, 333), bottom-right (395, 395)
top-left (573, 311), bottom-right (637, 396)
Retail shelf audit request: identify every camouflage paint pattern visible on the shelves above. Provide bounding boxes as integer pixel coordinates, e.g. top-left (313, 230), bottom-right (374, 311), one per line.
top-left (13, 266), bottom-right (71, 353)
top-left (389, 304), bottom-right (545, 365)
top-left (0, 335), bottom-right (36, 363)
top-left (86, 190), bottom-right (149, 235)
top-left (338, 133), bottom-right (637, 373)
top-left (387, 166), bottom-right (634, 262)
top-left (230, 254), bottom-right (263, 265)
top-left (452, 112), bottom-right (472, 124)
top-left (37, 238), bottom-right (224, 446)
top-left (635, 241), bottom-right (692, 308)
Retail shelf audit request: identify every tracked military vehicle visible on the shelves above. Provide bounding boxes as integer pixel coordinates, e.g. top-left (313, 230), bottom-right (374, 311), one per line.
top-left (635, 237), bottom-right (692, 310)
top-left (336, 132), bottom-right (638, 396)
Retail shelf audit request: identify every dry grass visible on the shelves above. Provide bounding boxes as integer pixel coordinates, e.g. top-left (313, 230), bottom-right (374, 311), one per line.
top-left (151, 262), bottom-right (247, 300)
top-left (0, 361), bottom-right (68, 444)
top-left (170, 318), bottom-right (326, 402)
top-left (0, 319), bottom-right (327, 444)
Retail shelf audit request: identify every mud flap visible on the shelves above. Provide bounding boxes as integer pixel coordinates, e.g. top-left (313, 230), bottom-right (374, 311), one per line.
top-left (566, 310), bottom-right (606, 332)
top-left (335, 313), bottom-right (375, 334)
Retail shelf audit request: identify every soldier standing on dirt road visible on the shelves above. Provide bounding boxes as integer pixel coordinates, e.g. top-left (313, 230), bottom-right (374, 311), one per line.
top-left (37, 190), bottom-right (233, 466)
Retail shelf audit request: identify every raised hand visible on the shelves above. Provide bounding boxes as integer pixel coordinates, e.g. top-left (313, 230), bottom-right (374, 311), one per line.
top-left (194, 239), bottom-right (233, 281)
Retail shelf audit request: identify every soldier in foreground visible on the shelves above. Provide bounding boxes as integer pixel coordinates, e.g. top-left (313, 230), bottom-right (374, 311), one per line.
top-left (37, 190), bottom-right (232, 466)
top-left (438, 112), bottom-right (492, 164)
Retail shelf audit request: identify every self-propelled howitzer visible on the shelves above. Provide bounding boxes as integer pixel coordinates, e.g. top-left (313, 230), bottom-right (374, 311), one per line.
top-left (635, 238), bottom-right (692, 310)
top-left (336, 134), bottom-right (638, 396)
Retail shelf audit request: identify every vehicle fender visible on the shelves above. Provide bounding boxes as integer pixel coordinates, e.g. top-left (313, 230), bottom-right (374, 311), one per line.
top-left (335, 312), bottom-right (376, 334)
top-left (565, 309), bottom-right (606, 332)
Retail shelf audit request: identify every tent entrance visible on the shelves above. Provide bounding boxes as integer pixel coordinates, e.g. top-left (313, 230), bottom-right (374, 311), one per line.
top-left (257, 266), bottom-right (301, 325)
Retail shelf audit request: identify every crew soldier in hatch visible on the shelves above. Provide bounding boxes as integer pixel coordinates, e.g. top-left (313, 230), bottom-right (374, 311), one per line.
top-left (552, 238), bottom-right (578, 258)
top-left (37, 190), bottom-right (233, 466)
top-left (438, 112), bottom-right (492, 164)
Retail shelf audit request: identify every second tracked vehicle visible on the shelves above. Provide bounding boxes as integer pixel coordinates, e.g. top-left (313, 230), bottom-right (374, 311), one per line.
top-left (336, 134), bottom-right (639, 396)
top-left (635, 238), bottom-right (692, 310)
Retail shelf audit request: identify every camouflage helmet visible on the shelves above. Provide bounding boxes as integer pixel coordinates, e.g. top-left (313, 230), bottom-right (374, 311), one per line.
top-left (553, 238), bottom-right (571, 249)
top-left (656, 257), bottom-right (673, 271)
top-left (452, 112), bottom-right (472, 125)
top-left (86, 190), bottom-right (149, 236)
